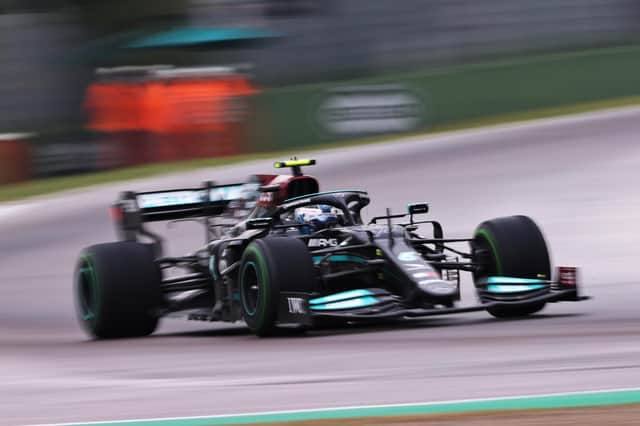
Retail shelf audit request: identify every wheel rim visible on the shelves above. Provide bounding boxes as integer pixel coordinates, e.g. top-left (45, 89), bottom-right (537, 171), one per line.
top-left (76, 258), bottom-right (97, 321)
top-left (241, 261), bottom-right (260, 316)
top-left (473, 232), bottom-right (499, 281)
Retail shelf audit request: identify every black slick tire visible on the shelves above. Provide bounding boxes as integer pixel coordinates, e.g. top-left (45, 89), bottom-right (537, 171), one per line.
top-left (74, 242), bottom-right (162, 339)
top-left (473, 215), bottom-right (551, 318)
top-left (239, 237), bottom-right (314, 336)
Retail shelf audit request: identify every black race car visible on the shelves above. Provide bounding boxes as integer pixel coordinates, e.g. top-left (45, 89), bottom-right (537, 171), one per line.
top-left (74, 159), bottom-right (587, 338)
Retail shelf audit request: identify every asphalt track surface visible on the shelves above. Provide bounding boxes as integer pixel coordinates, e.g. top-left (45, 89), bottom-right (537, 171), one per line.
top-left (2, 108), bottom-right (640, 425)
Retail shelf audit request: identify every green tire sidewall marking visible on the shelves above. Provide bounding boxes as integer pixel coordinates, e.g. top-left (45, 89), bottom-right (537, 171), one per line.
top-left (241, 244), bottom-right (271, 328)
top-left (474, 228), bottom-right (503, 275)
top-left (77, 254), bottom-right (101, 329)
top-left (240, 261), bottom-right (258, 316)
top-left (78, 267), bottom-right (94, 321)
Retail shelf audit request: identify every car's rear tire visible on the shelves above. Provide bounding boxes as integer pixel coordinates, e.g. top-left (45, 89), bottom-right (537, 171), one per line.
top-left (74, 242), bottom-right (162, 339)
top-left (473, 215), bottom-right (551, 318)
top-left (239, 237), bottom-right (314, 336)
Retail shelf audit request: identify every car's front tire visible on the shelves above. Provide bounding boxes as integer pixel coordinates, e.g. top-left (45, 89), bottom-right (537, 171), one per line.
top-left (473, 215), bottom-right (551, 318)
top-left (74, 242), bottom-right (162, 339)
top-left (239, 237), bottom-right (314, 336)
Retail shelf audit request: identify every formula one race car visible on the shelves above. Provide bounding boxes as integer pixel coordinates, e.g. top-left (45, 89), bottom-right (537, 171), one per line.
top-left (74, 159), bottom-right (588, 338)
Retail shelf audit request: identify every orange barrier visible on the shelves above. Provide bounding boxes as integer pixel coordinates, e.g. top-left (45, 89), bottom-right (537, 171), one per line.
top-left (0, 134), bottom-right (31, 184)
top-left (86, 83), bottom-right (145, 132)
top-left (86, 77), bottom-right (258, 134)
top-left (85, 74), bottom-right (259, 165)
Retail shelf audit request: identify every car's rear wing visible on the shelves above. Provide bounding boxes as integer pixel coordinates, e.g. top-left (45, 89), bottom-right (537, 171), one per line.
top-left (114, 182), bottom-right (248, 223)
top-left (110, 182), bottom-right (252, 250)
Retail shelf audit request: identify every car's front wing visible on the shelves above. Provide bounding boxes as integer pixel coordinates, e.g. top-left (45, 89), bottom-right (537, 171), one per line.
top-left (307, 288), bottom-right (588, 322)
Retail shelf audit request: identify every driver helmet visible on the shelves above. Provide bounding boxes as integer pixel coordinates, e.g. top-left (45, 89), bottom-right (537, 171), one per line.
top-left (295, 205), bottom-right (340, 234)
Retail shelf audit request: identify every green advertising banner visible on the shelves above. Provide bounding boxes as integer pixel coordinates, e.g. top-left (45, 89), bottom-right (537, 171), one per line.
top-left (247, 45), bottom-right (640, 153)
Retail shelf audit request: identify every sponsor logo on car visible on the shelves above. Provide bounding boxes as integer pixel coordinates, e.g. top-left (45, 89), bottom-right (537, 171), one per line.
top-left (138, 191), bottom-right (203, 209)
top-left (398, 251), bottom-right (419, 262)
top-left (287, 297), bottom-right (306, 314)
top-left (259, 192), bottom-right (275, 203)
top-left (413, 271), bottom-right (438, 279)
top-left (308, 238), bottom-right (339, 248)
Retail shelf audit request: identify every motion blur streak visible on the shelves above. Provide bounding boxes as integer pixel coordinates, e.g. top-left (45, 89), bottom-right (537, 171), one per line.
top-left (2, 108), bottom-right (640, 425)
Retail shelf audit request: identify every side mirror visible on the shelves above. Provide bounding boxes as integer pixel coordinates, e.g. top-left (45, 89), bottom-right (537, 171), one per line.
top-left (246, 217), bottom-right (273, 230)
top-left (408, 202), bottom-right (429, 215)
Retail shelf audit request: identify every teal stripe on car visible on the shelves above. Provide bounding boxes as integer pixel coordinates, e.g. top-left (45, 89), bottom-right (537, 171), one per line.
top-left (310, 296), bottom-right (380, 311)
top-left (309, 289), bottom-right (373, 305)
top-left (487, 284), bottom-right (547, 293)
top-left (312, 255), bottom-right (368, 264)
top-left (487, 276), bottom-right (548, 284)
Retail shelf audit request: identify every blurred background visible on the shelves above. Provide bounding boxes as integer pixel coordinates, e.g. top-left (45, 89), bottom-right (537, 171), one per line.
top-left (4, 4), bottom-right (640, 425)
top-left (1, 0), bottom-right (640, 186)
